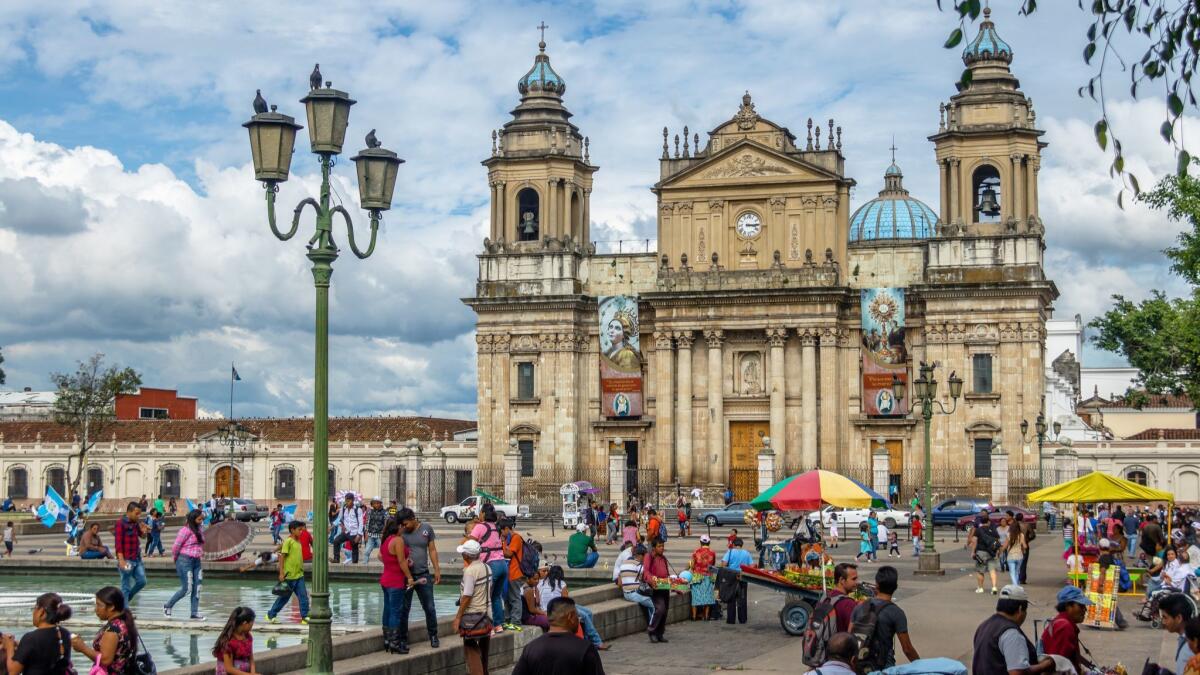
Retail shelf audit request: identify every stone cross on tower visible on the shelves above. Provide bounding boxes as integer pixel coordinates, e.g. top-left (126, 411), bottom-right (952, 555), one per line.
top-left (537, 21), bottom-right (549, 43)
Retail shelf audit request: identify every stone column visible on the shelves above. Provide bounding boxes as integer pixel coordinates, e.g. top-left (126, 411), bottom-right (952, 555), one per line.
top-left (1009, 154), bottom-right (1024, 224)
top-left (705, 329), bottom-right (725, 484)
top-left (758, 437), bottom-right (777, 496)
top-left (990, 442), bottom-right (1009, 506)
top-left (654, 332), bottom-right (675, 480)
top-left (609, 444), bottom-right (628, 512)
top-left (939, 159), bottom-right (950, 223)
top-left (948, 157), bottom-right (960, 222)
top-left (561, 180), bottom-right (572, 234)
top-left (872, 445), bottom-right (890, 499)
top-left (1029, 157), bottom-right (1040, 221)
top-left (767, 328), bottom-right (788, 475)
top-left (546, 178), bottom-right (557, 237)
top-left (582, 188), bottom-right (591, 244)
top-left (404, 442), bottom-right (422, 510)
top-left (800, 329), bottom-right (818, 470)
top-left (503, 439), bottom-right (522, 505)
top-left (1054, 447), bottom-right (1072, 486)
top-left (818, 328), bottom-right (839, 467)
top-left (675, 331), bottom-right (695, 484)
top-left (489, 180), bottom-right (498, 234)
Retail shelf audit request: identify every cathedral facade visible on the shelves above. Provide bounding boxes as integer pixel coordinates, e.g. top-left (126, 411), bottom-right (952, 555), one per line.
top-left (464, 12), bottom-right (1058, 497)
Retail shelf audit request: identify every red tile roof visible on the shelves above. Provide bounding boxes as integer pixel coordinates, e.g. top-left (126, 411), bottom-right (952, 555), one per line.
top-left (0, 417), bottom-right (476, 443)
top-left (1124, 428), bottom-right (1200, 441)
top-left (1102, 392), bottom-right (1195, 410)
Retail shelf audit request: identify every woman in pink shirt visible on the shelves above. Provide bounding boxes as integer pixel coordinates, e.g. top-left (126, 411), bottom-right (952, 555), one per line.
top-left (164, 509), bottom-right (205, 620)
top-left (467, 505), bottom-right (508, 632)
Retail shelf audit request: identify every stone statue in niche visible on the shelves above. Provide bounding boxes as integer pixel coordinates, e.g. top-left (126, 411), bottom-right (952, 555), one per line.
top-left (740, 353), bottom-right (763, 395)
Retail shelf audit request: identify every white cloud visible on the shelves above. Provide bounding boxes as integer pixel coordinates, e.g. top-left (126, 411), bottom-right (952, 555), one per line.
top-left (0, 0), bottom-right (1193, 411)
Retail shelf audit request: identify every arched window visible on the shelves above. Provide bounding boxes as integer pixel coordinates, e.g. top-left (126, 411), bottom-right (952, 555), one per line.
top-left (517, 188), bottom-right (540, 241)
top-left (46, 467), bottom-right (66, 498)
top-left (85, 467), bottom-right (104, 498)
top-left (276, 467), bottom-right (296, 500)
top-left (972, 164), bottom-right (1002, 223)
top-left (328, 468), bottom-right (337, 497)
top-left (7, 467), bottom-right (28, 499)
top-left (1126, 469), bottom-right (1148, 486)
top-left (160, 467), bottom-right (181, 498)
top-left (570, 191), bottom-right (581, 232)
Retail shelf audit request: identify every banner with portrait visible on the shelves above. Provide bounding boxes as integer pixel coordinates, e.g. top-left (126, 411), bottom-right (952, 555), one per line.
top-left (861, 287), bottom-right (908, 416)
top-left (598, 295), bottom-right (643, 418)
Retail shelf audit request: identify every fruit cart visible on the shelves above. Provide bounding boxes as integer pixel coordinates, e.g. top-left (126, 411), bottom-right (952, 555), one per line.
top-left (740, 565), bottom-right (828, 636)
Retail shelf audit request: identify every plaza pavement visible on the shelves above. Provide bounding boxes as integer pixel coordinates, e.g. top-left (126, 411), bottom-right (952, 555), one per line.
top-left (5, 518), bottom-right (1178, 671)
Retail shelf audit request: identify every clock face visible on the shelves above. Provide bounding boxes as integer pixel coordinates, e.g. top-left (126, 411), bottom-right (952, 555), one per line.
top-left (736, 212), bottom-right (762, 239)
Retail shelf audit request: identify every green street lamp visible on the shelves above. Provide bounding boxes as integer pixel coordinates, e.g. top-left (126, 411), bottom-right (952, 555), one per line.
top-left (243, 73), bottom-right (403, 674)
top-left (1021, 404), bottom-right (1062, 489)
top-left (894, 361), bottom-right (962, 575)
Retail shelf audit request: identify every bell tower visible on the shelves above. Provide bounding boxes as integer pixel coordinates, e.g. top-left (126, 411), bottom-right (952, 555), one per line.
top-left (930, 7), bottom-right (1045, 237)
top-left (482, 31), bottom-right (597, 251)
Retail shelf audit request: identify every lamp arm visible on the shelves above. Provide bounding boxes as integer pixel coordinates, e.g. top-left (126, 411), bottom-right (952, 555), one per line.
top-left (264, 183), bottom-right (299, 241)
top-left (933, 398), bottom-right (957, 416)
top-left (332, 204), bottom-right (379, 259)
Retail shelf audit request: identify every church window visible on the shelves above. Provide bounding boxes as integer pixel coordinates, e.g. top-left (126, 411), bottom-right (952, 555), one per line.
top-left (1125, 469), bottom-right (1148, 486)
top-left (973, 438), bottom-right (993, 478)
top-left (517, 362), bottom-right (535, 399)
top-left (7, 467), bottom-right (27, 499)
top-left (46, 467), bottom-right (66, 498)
top-left (160, 467), bottom-right (181, 498)
top-left (972, 353), bottom-right (993, 394)
top-left (86, 467), bottom-right (104, 498)
top-left (276, 467), bottom-right (296, 500)
top-left (519, 440), bottom-right (535, 477)
top-left (972, 165), bottom-right (1002, 223)
top-left (517, 188), bottom-right (540, 241)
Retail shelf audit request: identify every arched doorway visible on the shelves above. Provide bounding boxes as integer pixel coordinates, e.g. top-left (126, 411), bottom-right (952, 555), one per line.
top-left (1177, 469), bottom-right (1200, 503)
top-left (215, 466), bottom-right (241, 499)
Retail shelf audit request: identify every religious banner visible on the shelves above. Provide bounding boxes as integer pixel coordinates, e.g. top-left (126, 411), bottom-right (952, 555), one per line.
top-left (598, 295), bottom-right (643, 418)
top-left (861, 287), bottom-right (908, 416)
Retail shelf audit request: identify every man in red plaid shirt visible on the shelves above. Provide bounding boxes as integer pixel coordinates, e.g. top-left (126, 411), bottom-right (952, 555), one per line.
top-left (114, 501), bottom-right (149, 600)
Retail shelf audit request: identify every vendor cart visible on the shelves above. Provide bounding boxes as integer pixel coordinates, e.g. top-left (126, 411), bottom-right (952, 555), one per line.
top-left (741, 565), bottom-right (876, 636)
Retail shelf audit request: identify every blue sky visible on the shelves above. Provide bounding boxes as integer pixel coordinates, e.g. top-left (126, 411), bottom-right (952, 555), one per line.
top-left (0, 1), bottom-right (1191, 418)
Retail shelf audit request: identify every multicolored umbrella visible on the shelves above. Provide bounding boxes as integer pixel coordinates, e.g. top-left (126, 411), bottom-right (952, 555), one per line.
top-left (751, 469), bottom-right (890, 512)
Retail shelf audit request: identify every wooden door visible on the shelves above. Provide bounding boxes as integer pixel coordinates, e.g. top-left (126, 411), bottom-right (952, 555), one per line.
top-left (729, 421), bottom-right (769, 498)
top-left (885, 440), bottom-right (903, 502)
top-left (215, 466), bottom-right (241, 498)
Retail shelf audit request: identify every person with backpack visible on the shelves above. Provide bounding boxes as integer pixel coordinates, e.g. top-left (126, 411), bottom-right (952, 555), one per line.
top-left (501, 518), bottom-right (529, 630)
top-left (330, 493), bottom-right (365, 564)
top-left (468, 504), bottom-right (508, 633)
top-left (646, 509), bottom-right (663, 544)
top-left (802, 563), bottom-right (862, 669)
top-left (968, 515), bottom-right (1001, 595)
top-left (849, 566), bottom-right (919, 672)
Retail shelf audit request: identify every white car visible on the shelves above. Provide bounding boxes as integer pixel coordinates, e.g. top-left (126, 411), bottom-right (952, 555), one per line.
top-left (806, 505), bottom-right (911, 531)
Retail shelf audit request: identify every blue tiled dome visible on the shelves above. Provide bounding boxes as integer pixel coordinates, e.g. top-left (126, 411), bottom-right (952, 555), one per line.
top-left (962, 7), bottom-right (1013, 65)
top-left (849, 163), bottom-right (938, 242)
top-left (518, 41), bottom-right (566, 96)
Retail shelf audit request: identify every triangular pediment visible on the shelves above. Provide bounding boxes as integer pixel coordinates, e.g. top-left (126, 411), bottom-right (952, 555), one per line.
top-left (656, 139), bottom-right (842, 189)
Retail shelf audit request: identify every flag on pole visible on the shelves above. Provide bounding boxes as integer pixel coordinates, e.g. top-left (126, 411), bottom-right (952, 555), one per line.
top-left (37, 486), bottom-right (68, 528)
top-left (232, 366), bottom-right (242, 381)
top-left (84, 490), bottom-right (103, 514)
top-left (282, 504), bottom-right (297, 524)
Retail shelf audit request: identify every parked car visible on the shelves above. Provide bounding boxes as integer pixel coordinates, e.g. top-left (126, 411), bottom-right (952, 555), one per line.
top-left (956, 505), bottom-right (1037, 530)
top-left (440, 495), bottom-right (530, 524)
top-left (697, 502), bottom-right (754, 527)
top-left (806, 505), bottom-right (911, 531)
top-left (230, 498), bottom-right (268, 522)
top-left (930, 497), bottom-right (989, 526)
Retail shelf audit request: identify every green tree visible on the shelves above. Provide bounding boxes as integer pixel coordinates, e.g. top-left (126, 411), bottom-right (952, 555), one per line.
top-left (1090, 159), bottom-right (1200, 402)
top-left (941, 0), bottom-right (1200, 203)
top-left (50, 354), bottom-right (142, 498)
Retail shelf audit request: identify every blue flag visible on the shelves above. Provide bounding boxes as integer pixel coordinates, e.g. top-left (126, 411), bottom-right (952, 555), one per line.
top-left (282, 504), bottom-right (297, 523)
top-left (84, 490), bottom-right (103, 514)
top-left (232, 365), bottom-right (242, 381)
top-left (36, 486), bottom-right (68, 528)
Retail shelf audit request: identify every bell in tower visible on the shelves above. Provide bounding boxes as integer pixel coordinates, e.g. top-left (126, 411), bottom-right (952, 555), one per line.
top-left (482, 26), bottom-right (597, 251)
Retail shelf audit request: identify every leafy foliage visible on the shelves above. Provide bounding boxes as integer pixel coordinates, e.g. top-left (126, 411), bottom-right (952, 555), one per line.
top-left (940, 0), bottom-right (1200, 204)
top-left (50, 354), bottom-right (142, 496)
top-left (1090, 159), bottom-right (1200, 402)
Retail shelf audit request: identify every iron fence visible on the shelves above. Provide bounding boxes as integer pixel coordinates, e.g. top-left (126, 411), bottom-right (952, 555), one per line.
top-left (901, 467), bottom-right (988, 505)
top-left (625, 468), bottom-right (660, 510)
top-left (1007, 466), bottom-right (1056, 507)
top-left (390, 467), bottom-right (407, 505)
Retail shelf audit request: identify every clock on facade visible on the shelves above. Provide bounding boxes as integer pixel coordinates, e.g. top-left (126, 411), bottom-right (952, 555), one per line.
top-left (736, 211), bottom-right (762, 239)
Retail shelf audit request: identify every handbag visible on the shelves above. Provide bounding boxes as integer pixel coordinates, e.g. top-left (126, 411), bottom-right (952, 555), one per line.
top-left (133, 635), bottom-right (157, 675)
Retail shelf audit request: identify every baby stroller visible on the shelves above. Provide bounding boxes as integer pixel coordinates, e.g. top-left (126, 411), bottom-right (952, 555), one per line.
top-left (1135, 584), bottom-right (1196, 628)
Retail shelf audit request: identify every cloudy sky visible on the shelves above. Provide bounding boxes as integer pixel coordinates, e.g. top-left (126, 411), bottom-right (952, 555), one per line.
top-left (0, 1), bottom-right (1192, 419)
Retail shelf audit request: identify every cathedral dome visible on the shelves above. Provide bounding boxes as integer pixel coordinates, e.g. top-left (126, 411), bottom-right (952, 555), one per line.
top-left (962, 7), bottom-right (1013, 65)
top-left (849, 161), bottom-right (938, 242)
top-left (518, 41), bottom-right (566, 96)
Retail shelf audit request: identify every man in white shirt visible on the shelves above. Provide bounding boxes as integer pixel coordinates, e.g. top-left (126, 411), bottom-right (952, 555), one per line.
top-left (612, 542), bottom-right (634, 583)
top-left (617, 544), bottom-right (655, 622)
top-left (330, 493), bottom-right (364, 564)
top-left (690, 486), bottom-right (704, 509)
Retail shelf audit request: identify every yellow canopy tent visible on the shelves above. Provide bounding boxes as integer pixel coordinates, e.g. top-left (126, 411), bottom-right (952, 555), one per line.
top-left (1027, 472), bottom-right (1175, 582)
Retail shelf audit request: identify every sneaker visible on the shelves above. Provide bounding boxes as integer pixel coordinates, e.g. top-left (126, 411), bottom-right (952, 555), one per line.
top-left (190, 614), bottom-right (206, 622)
top-left (267, 616), bottom-right (279, 624)
top-left (300, 618), bottom-right (308, 625)
top-left (503, 623), bottom-right (522, 632)
top-left (975, 587), bottom-right (984, 594)
top-left (991, 588), bottom-right (998, 596)
top-left (162, 606), bottom-right (171, 618)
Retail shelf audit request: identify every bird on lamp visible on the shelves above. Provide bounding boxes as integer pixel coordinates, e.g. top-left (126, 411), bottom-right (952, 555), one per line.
top-left (252, 89), bottom-right (268, 115)
top-left (309, 63), bottom-right (323, 90)
top-left (365, 129), bottom-right (381, 149)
